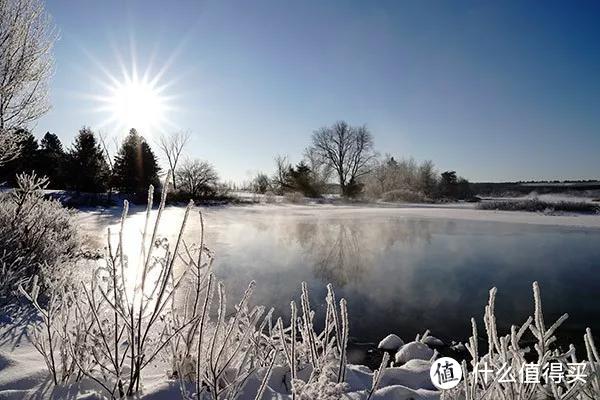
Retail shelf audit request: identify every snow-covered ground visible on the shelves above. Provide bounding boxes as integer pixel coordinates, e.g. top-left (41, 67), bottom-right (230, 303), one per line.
top-left (481, 192), bottom-right (600, 204)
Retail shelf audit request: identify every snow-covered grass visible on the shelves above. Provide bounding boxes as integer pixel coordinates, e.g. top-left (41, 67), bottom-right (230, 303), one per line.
top-left (6, 280), bottom-right (599, 399)
top-left (442, 283), bottom-right (600, 400)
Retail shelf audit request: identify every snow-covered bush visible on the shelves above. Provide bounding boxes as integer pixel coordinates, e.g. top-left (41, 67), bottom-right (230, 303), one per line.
top-left (284, 191), bottom-right (306, 204)
top-left (363, 156), bottom-right (437, 201)
top-left (381, 189), bottom-right (427, 203)
top-left (0, 172), bottom-right (80, 298)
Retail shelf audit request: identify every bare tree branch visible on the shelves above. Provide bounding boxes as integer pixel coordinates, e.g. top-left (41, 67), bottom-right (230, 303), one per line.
top-left (0, 0), bottom-right (57, 130)
top-left (176, 158), bottom-right (219, 198)
top-left (308, 121), bottom-right (375, 197)
top-left (156, 131), bottom-right (190, 190)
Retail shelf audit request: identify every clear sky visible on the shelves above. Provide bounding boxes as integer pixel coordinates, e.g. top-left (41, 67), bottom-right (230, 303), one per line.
top-left (37, 0), bottom-right (600, 183)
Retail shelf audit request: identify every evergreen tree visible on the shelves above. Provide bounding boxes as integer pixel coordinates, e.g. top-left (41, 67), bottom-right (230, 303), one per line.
top-left (38, 132), bottom-right (67, 188)
top-left (112, 129), bottom-right (160, 194)
top-left (288, 161), bottom-right (320, 197)
top-left (0, 129), bottom-right (39, 185)
top-left (68, 127), bottom-right (110, 192)
top-left (440, 171), bottom-right (458, 199)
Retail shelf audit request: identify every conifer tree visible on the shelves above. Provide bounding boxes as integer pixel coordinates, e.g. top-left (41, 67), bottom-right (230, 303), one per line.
top-left (38, 132), bottom-right (67, 188)
top-left (112, 128), bottom-right (160, 194)
top-left (68, 127), bottom-right (110, 192)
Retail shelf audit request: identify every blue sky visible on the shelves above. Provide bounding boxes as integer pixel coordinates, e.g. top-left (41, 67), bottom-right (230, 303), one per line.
top-left (37, 0), bottom-right (600, 182)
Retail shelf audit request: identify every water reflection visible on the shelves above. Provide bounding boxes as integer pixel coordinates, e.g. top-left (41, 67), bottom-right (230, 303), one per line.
top-left (290, 219), bottom-right (434, 287)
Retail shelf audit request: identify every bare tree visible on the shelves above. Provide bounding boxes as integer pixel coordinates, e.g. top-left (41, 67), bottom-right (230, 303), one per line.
top-left (0, 0), bottom-right (57, 131)
top-left (304, 146), bottom-right (333, 193)
top-left (271, 154), bottom-right (291, 194)
top-left (175, 158), bottom-right (218, 197)
top-left (308, 121), bottom-right (375, 196)
top-left (156, 131), bottom-right (190, 190)
top-left (0, 0), bottom-right (56, 165)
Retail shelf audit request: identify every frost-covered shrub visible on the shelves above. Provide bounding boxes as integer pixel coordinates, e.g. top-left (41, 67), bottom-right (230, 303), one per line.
top-left (264, 190), bottom-right (277, 203)
top-left (284, 191), bottom-right (306, 204)
top-left (381, 188), bottom-right (426, 203)
top-left (19, 267), bottom-right (92, 385)
top-left (0, 172), bottom-right (80, 296)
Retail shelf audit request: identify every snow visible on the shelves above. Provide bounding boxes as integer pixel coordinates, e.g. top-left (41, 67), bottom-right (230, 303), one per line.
top-left (378, 334), bottom-right (405, 351)
top-left (368, 385), bottom-right (439, 400)
top-left (422, 336), bottom-right (444, 347)
top-left (394, 342), bottom-right (435, 365)
top-left (0, 308), bottom-right (442, 399)
top-left (379, 359), bottom-right (435, 390)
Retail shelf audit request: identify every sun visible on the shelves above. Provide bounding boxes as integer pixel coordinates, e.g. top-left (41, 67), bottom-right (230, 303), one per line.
top-left (105, 75), bottom-right (168, 135)
top-left (111, 79), bottom-right (164, 130)
top-left (84, 39), bottom-right (182, 136)
top-left (88, 52), bottom-right (178, 137)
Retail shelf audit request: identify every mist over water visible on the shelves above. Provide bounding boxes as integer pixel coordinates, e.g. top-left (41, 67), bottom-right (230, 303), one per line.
top-left (199, 207), bottom-right (600, 349)
top-left (105, 205), bottom-right (600, 356)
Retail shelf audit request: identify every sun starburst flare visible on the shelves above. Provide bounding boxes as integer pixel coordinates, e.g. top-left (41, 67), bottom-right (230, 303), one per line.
top-left (85, 44), bottom-right (180, 138)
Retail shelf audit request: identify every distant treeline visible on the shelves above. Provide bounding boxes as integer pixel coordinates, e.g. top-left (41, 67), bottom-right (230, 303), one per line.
top-left (472, 181), bottom-right (600, 196)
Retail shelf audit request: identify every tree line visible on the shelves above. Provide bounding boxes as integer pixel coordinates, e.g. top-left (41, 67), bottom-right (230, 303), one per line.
top-left (253, 120), bottom-right (473, 202)
top-left (0, 127), bottom-right (221, 200)
top-left (1, 120), bottom-right (473, 203)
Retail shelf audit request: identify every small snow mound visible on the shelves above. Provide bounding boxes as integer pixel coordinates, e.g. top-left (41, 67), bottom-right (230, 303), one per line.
top-left (379, 359), bottom-right (435, 391)
top-left (378, 334), bottom-right (405, 351)
top-left (422, 336), bottom-right (444, 347)
top-left (395, 341), bottom-right (434, 365)
top-left (370, 384), bottom-right (432, 400)
top-left (345, 364), bottom-right (374, 392)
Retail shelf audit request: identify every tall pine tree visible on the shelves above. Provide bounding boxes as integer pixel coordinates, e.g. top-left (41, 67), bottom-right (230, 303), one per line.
top-left (38, 132), bottom-right (67, 188)
top-left (112, 129), bottom-right (160, 194)
top-left (68, 127), bottom-right (110, 192)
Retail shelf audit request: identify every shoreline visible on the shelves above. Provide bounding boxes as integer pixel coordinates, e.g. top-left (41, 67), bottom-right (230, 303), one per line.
top-left (207, 201), bottom-right (600, 230)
